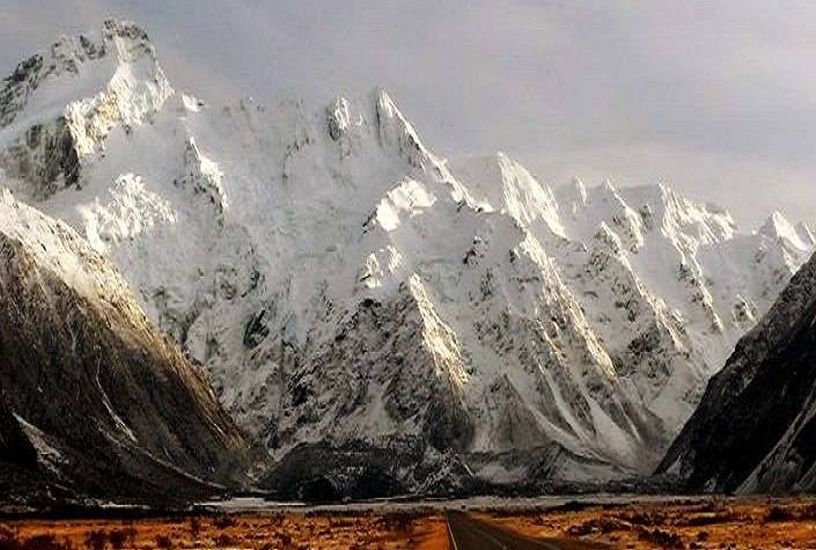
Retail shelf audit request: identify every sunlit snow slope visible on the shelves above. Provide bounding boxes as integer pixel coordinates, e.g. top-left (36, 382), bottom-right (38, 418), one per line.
top-left (0, 20), bottom-right (811, 495)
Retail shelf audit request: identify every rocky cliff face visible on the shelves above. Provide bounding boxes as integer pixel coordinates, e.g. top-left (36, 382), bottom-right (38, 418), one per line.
top-left (658, 252), bottom-right (816, 494)
top-left (0, 20), bottom-right (812, 497)
top-left (0, 187), bottom-right (250, 504)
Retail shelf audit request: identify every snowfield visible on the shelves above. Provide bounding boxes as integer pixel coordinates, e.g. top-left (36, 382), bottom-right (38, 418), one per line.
top-left (0, 20), bottom-right (811, 494)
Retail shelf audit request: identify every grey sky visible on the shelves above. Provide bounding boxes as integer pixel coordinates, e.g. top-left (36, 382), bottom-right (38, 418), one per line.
top-left (2, 1), bottom-right (815, 226)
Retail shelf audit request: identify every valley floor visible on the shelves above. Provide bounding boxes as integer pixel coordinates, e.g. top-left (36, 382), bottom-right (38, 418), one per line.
top-left (0, 510), bottom-right (448, 549)
top-left (482, 496), bottom-right (816, 549)
top-left (2, 496), bottom-right (816, 549)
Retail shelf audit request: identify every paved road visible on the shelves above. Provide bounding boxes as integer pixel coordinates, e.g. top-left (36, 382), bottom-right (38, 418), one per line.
top-left (446, 512), bottom-right (606, 550)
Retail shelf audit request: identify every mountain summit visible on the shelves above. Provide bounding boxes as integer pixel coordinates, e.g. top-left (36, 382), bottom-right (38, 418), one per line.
top-left (0, 20), bottom-right (171, 197)
top-left (0, 21), bottom-right (812, 497)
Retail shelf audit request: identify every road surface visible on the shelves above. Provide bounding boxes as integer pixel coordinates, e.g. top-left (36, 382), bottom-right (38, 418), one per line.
top-left (446, 512), bottom-right (607, 550)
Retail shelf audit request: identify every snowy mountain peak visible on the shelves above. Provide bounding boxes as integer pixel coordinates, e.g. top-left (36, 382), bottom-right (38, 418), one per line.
top-left (451, 152), bottom-right (565, 237)
top-left (371, 89), bottom-right (446, 178)
top-left (327, 96), bottom-right (354, 139)
top-left (99, 19), bottom-right (158, 62)
top-left (1, 19), bottom-right (168, 128)
top-left (760, 209), bottom-right (791, 235)
top-left (618, 184), bottom-right (736, 245)
top-left (758, 210), bottom-right (812, 251)
top-left (0, 19), bottom-right (172, 199)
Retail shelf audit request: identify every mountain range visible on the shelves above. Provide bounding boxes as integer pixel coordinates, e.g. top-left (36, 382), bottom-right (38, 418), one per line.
top-left (0, 20), bottom-right (813, 500)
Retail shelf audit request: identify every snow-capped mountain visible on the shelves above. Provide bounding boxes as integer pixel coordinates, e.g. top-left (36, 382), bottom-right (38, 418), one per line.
top-left (0, 20), bottom-right (811, 496)
top-left (658, 251), bottom-right (816, 493)
top-left (0, 187), bottom-right (250, 503)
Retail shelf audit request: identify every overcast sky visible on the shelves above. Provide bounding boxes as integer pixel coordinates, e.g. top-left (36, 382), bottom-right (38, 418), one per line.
top-left (2, 1), bottom-right (815, 226)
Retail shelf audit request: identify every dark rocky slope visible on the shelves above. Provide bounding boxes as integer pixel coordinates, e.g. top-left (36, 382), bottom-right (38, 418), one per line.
top-left (658, 252), bottom-right (816, 493)
top-left (0, 188), bottom-right (252, 505)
